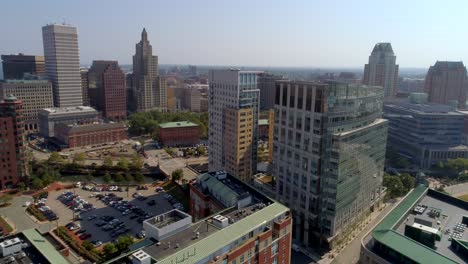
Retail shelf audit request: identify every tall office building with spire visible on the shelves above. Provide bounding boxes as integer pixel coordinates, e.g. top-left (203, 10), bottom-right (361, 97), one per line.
top-left (363, 43), bottom-right (399, 98)
top-left (132, 28), bottom-right (166, 112)
top-left (42, 24), bottom-right (83, 107)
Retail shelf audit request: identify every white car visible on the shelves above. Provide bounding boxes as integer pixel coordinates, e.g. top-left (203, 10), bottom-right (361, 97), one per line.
top-left (23, 201), bottom-right (31, 207)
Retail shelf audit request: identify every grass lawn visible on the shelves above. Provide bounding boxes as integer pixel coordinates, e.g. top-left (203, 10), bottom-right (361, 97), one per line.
top-left (162, 181), bottom-right (189, 209)
top-left (0, 216), bottom-right (13, 234)
top-left (457, 194), bottom-right (468, 201)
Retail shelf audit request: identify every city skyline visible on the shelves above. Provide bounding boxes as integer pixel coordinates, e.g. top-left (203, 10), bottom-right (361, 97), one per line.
top-left (1, 0), bottom-right (467, 68)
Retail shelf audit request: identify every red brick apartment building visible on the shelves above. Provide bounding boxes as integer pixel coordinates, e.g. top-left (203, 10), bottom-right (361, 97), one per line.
top-left (0, 96), bottom-right (26, 189)
top-left (158, 121), bottom-right (200, 146)
top-left (54, 123), bottom-right (126, 148)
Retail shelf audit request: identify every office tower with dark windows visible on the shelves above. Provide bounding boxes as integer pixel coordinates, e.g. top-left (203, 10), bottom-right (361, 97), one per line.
top-left (80, 68), bottom-right (90, 106)
top-left (42, 24), bottom-right (82, 107)
top-left (273, 80), bottom-right (388, 250)
top-left (258, 72), bottom-right (287, 110)
top-left (0, 80), bottom-right (53, 132)
top-left (87, 61), bottom-right (126, 120)
top-left (0, 96), bottom-right (26, 189)
top-left (363, 43), bottom-right (399, 98)
top-left (208, 69), bottom-right (261, 182)
top-left (1, 54), bottom-right (45, 79)
top-left (132, 28), bottom-right (166, 112)
top-left (424, 61), bottom-right (468, 109)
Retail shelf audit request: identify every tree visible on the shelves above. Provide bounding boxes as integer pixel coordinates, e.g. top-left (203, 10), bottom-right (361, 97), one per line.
top-left (196, 146), bottom-right (206, 156)
top-left (103, 243), bottom-right (117, 256)
top-left (130, 154), bottom-right (144, 170)
top-left (72, 153), bottom-right (86, 165)
top-left (171, 169), bottom-right (183, 181)
top-left (0, 194), bottom-right (13, 205)
top-left (116, 158), bottom-right (129, 171)
top-left (134, 172), bottom-right (144, 183)
top-left (383, 174), bottom-right (404, 199)
top-left (82, 240), bottom-right (94, 251)
top-left (31, 177), bottom-right (44, 189)
top-left (17, 182), bottom-right (26, 191)
top-left (400, 173), bottom-right (415, 193)
top-left (125, 173), bottom-right (133, 183)
top-left (114, 173), bottom-right (124, 183)
top-left (165, 147), bottom-right (174, 156)
top-left (102, 157), bottom-right (113, 168)
top-left (48, 152), bottom-right (63, 163)
top-left (115, 235), bottom-right (134, 252)
top-left (103, 173), bottom-right (111, 183)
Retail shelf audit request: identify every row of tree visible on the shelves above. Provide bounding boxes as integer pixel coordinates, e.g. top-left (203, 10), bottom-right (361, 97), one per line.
top-left (128, 110), bottom-right (208, 139)
top-left (383, 173), bottom-right (415, 199)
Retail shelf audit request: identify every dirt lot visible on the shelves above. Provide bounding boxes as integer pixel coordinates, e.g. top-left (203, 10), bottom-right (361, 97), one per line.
top-left (46, 185), bottom-right (176, 244)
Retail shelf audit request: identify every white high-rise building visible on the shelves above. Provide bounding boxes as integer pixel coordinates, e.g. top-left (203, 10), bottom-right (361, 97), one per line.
top-left (42, 24), bottom-right (83, 107)
top-left (208, 70), bottom-right (261, 182)
top-left (363, 43), bottom-right (399, 98)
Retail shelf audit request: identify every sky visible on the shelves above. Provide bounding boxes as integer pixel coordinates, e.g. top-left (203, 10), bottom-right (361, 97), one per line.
top-left (1, 0), bottom-right (467, 68)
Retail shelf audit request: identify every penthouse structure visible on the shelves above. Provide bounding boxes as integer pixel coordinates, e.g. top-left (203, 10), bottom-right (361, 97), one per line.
top-left (122, 171), bottom-right (292, 264)
top-left (0, 79), bottom-right (53, 131)
top-left (361, 185), bottom-right (468, 264)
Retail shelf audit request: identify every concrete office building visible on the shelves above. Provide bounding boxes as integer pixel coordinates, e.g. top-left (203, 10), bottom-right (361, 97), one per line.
top-left (361, 185), bottom-right (468, 264)
top-left (273, 80), bottom-right (388, 250)
top-left (132, 28), bottom-right (166, 112)
top-left (88, 61), bottom-right (126, 120)
top-left (384, 93), bottom-right (468, 169)
top-left (0, 80), bottom-right (53, 132)
top-left (80, 68), bottom-right (90, 106)
top-left (363, 43), bottom-right (399, 98)
top-left (424, 61), bottom-right (468, 109)
top-left (38, 106), bottom-right (98, 138)
top-left (54, 122), bottom-right (126, 148)
top-left (182, 87), bottom-right (201, 112)
top-left (0, 96), bottom-right (26, 189)
top-left (208, 70), bottom-right (261, 182)
top-left (1, 54), bottom-right (45, 79)
top-left (258, 72), bottom-right (287, 110)
top-left (42, 24), bottom-right (82, 107)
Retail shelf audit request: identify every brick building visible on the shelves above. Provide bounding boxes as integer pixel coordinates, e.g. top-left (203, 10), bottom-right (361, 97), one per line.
top-left (0, 96), bottom-right (26, 189)
top-left (54, 123), bottom-right (126, 148)
top-left (88, 61), bottom-right (126, 120)
top-left (158, 121), bottom-right (200, 147)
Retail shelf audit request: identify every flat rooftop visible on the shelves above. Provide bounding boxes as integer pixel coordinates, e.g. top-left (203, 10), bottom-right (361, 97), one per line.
top-left (370, 186), bottom-right (468, 264)
top-left (41, 106), bottom-right (98, 115)
top-left (159, 121), bottom-right (199, 129)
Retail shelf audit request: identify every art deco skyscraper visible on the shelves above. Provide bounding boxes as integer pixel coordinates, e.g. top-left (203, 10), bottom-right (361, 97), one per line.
top-left (132, 28), bottom-right (166, 112)
top-left (273, 81), bottom-right (387, 250)
top-left (424, 61), bottom-right (468, 109)
top-left (363, 43), bottom-right (399, 98)
top-left (208, 70), bottom-right (261, 182)
top-left (42, 24), bottom-right (83, 107)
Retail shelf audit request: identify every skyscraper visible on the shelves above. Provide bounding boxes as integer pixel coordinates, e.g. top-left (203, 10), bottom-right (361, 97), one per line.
top-left (257, 72), bottom-right (287, 110)
top-left (363, 43), bottom-right (399, 98)
top-left (80, 68), bottom-right (90, 106)
top-left (273, 81), bottom-right (387, 249)
top-left (208, 70), bottom-right (260, 182)
top-left (132, 28), bottom-right (166, 112)
top-left (424, 61), bottom-right (468, 109)
top-left (88, 61), bottom-right (126, 120)
top-left (42, 24), bottom-right (83, 107)
top-left (1, 54), bottom-right (45, 79)
top-left (0, 96), bottom-right (26, 189)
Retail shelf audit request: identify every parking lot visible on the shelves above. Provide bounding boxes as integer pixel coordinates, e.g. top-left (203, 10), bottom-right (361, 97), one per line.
top-left (46, 185), bottom-right (176, 244)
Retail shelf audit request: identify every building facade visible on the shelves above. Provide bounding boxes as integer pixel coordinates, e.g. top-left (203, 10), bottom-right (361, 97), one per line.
top-left (384, 93), bottom-right (468, 169)
top-left (0, 80), bottom-right (53, 131)
top-left (80, 68), bottom-right (90, 106)
top-left (1, 54), bottom-right (45, 79)
top-left (87, 61), bottom-right (126, 120)
top-left (258, 72), bottom-right (286, 110)
top-left (0, 96), bottom-right (26, 189)
top-left (273, 80), bottom-right (388, 250)
top-left (158, 121), bottom-right (200, 147)
top-left (208, 70), bottom-right (261, 182)
top-left (424, 61), bottom-right (468, 109)
top-left (363, 43), bottom-right (399, 98)
top-left (54, 123), bottom-right (126, 148)
top-left (38, 106), bottom-right (98, 138)
top-left (42, 24), bottom-right (82, 107)
top-left (132, 28), bottom-right (166, 112)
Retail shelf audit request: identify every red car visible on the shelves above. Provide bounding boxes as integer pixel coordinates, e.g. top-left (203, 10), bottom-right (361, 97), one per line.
top-left (79, 233), bottom-right (92, 240)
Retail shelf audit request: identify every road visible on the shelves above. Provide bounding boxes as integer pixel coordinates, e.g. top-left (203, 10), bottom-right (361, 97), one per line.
top-left (330, 202), bottom-right (397, 264)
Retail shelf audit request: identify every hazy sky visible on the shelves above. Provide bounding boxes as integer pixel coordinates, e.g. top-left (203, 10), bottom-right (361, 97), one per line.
top-left (1, 0), bottom-right (467, 68)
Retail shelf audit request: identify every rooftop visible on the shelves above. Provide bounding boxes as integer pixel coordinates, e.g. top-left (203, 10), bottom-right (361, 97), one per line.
top-left (369, 186), bottom-right (468, 264)
top-left (41, 106), bottom-right (98, 115)
top-left (159, 121), bottom-right (199, 129)
top-left (56, 122), bottom-right (125, 133)
top-left (384, 101), bottom-right (462, 116)
top-left (22, 229), bottom-right (69, 264)
top-left (258, 119), bottom-right (269, 126)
